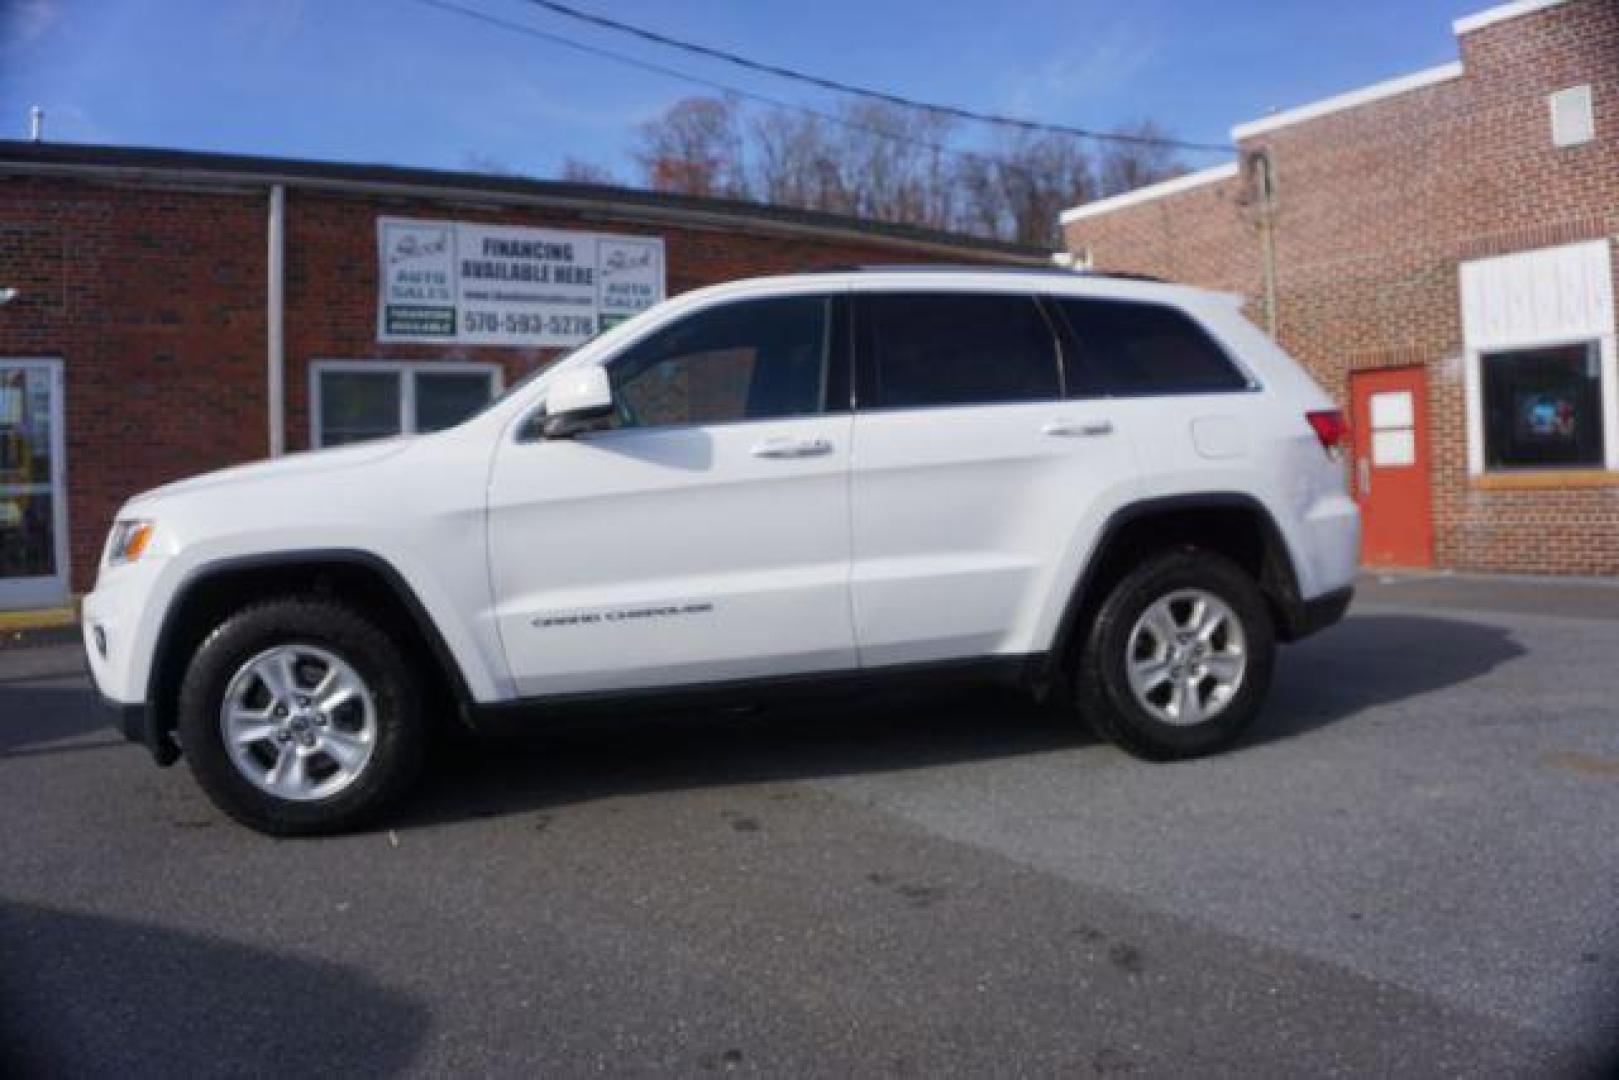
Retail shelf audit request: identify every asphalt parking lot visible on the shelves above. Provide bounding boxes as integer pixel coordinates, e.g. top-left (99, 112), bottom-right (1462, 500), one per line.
top-left (2, 574), bottom-right (1617, 1077)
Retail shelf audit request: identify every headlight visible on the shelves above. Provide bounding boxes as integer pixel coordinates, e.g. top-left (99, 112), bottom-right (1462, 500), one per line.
top-left (107, 519), bottom-right (156, 565)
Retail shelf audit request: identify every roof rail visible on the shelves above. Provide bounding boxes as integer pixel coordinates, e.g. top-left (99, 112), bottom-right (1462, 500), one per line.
top-left (802, 263), bottom-right (1171, 283)
top-left (1071, 269), bottom-right (1168, 284)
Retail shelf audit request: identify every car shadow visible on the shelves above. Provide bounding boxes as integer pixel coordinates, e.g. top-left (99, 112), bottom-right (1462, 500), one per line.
top-left (0, 682), bottom-right (116, 757)
top-left (403, 683), bottom-right (1088, 827)
top-left (0, 901), bottom-right (428, 1076)
top-left (396, 612), bottom-right (1524, 830)
top-left (1255, 612), bottom-right (1526, 743)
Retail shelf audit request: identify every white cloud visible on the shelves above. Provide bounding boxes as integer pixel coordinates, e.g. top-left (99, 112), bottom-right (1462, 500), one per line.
top-left (1001, 21), bottom-right (1159, 122)
top-left (3, 0), bottom-right (62, 51)
top-left (224, 0), bottom-right (306, 54)
top-left (462, 73), bottom-right (661, 137)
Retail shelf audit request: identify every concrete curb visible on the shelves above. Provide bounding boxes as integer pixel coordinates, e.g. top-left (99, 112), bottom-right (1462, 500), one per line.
top-left (0, 605), bottom-right (77, 632)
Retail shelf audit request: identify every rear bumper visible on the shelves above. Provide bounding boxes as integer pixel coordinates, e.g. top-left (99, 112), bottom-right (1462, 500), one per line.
top-left (1279, 585), bottom-right (1353, 642)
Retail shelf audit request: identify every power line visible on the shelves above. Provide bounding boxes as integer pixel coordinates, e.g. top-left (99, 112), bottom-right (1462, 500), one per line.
top-left (406, 0), bottom-right (944, 150)
top-left (404, 0), bottom-right (1161, 186)
top-left (517, 0), bottom-right (1232, 155)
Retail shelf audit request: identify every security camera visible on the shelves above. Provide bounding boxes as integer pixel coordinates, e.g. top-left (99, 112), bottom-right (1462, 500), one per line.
top-left (0, 288), bottom-right (17, 304)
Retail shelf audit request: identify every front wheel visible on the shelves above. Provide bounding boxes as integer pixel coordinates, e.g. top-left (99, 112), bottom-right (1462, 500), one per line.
top-left (1073, 550), bottom-right (1275, 761)
top-left (176, 598), bottom-right (426, 835)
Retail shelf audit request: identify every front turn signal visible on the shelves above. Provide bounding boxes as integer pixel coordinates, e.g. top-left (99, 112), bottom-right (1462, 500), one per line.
top-left (108, 520), bottom-right (156, 565)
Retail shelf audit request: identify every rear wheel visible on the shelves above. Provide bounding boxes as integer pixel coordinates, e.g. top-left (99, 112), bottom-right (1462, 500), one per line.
top-left (177, 598), bottom-right (426, 835)
top-left (1074, 549), bottom-right (1274, 760)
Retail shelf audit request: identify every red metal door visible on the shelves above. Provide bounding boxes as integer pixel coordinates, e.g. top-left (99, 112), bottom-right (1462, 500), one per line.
top-left (1350, 367), bottom-right (1433, 567)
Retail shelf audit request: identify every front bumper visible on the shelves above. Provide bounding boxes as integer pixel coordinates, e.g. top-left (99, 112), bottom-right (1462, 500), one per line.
top-left (82, 607), bottom-right (180, 767)
top-left (93, 690), bottom-right (178, 765)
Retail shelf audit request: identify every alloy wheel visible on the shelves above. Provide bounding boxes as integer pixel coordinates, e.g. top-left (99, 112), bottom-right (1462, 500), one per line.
top-left (218, 643), bottom-right (378, 801)
top-left (1124, 589), bottom-right (1247, 726)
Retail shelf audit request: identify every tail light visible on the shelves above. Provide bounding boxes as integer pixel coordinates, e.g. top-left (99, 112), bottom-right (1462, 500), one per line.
top-left (1305, 410), bottom-right (1347, 456)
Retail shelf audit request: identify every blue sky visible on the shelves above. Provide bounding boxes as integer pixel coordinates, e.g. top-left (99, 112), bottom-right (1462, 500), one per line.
top-left (2, 0), bottom-right (1485, 181)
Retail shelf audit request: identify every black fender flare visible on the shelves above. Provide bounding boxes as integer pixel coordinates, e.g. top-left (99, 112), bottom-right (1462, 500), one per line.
top-left (144, 549), bottom-right (477, 759)
top-left (1049, 492), bottom-right (1315, 671)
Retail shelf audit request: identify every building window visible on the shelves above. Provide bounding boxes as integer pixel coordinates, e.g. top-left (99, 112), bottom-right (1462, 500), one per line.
top-left (1549, 85), bottom-right (1594, 148)
top-left (1460, 240), bottom-right (1617, 479)
top-left (311, 362), bottom-right (502, 448)
top-left (1481, 342), bottom-right (1604, 470)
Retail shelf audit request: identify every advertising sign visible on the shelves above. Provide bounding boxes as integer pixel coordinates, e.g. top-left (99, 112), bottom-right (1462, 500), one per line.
top-left (377, 217), bottom-right (665, 346)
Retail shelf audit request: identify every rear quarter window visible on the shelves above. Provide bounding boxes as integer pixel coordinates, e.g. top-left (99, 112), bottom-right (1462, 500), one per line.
top-left (1051, 297), bottom-right (1250, 396)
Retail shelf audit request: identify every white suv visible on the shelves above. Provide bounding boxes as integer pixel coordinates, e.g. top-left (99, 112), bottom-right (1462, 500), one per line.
top-left (84, 267), bottom-right (1359, 834)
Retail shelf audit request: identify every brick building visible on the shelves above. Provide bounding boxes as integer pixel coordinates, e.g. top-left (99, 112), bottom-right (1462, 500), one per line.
top-left (0, 142), bottom-right (1043, 610)
top-left (1063, 0), bottom-right (1618, 575)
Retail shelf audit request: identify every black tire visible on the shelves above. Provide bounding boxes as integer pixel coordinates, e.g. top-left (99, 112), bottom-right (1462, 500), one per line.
top-left (1073, 549), bottom-right (1275, 761)
top-left (176, 597), bottom-right (426, 835)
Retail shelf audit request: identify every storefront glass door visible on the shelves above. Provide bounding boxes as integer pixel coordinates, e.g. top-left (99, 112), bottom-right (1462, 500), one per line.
top-left (0, 360), bottom-right (68, 610)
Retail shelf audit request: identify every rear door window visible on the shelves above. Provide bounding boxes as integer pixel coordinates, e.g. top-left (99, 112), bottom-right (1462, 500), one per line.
top-left (1051, 298), bottom-right (1250, 396)
top-left (858, 292), bottom-right (1061, 410)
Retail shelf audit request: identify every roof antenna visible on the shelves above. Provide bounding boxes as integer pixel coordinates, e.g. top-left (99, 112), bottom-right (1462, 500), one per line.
top-left (28, 106), bottom-right (45, 142)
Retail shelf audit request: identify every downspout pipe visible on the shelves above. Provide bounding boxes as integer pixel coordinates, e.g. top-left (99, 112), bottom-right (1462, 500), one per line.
top-left (1259, 214), bottom-right (1279, 337)
top-left (1248, 150), bottom-right (1280, 338)
top-left (267, 183), bottom-right (286, 457)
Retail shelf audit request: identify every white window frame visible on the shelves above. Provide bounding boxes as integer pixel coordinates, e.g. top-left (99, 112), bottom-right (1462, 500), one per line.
top-left (309, 360), bottom-right (503, 449)
top-left (1460, 240), bottom-right (1619, 476)
top-left (0, 357), bottom-right (70, 610)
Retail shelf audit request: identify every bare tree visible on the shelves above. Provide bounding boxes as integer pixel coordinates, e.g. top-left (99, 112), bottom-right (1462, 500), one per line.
top-left (1001, 134), bottom-right (1097, 246)
top-left (627, 94), bottom-right (1185, 244)
top-left (1096, 120), bottom-right (1186, 197)
top-left (559, 157), bottom-right (618, 186)
top-left (746, 102), bottom-right (957, 228)
top-left (952, 153), bottom-right (1001, 240)
top-left (749, 109), bottom-right (847, 213)
top-left (634, 95), bottom-right (749, 199)
top-left (820, 101), bottom-right (956, 229)
top-left (953, 133), bottom-right (1096, 246)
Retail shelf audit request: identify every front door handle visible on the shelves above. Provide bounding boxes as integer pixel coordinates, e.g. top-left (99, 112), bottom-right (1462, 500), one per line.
top-left (1042, 419), bottom-right (1114, 438)
top-left (1357, 457), bottom-right (1371, 496)
top-left (750, 436), bottom-right (833, 459)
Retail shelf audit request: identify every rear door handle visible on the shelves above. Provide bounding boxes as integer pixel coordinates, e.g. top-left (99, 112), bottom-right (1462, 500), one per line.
top-left (750, 436), bottom-right (833, 459)
top-left (1042, 419), bottom-right (1113, 438)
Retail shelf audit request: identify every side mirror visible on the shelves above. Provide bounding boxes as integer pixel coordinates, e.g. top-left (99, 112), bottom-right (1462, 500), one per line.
top-left (540, 366), bottom-right (614, 439)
